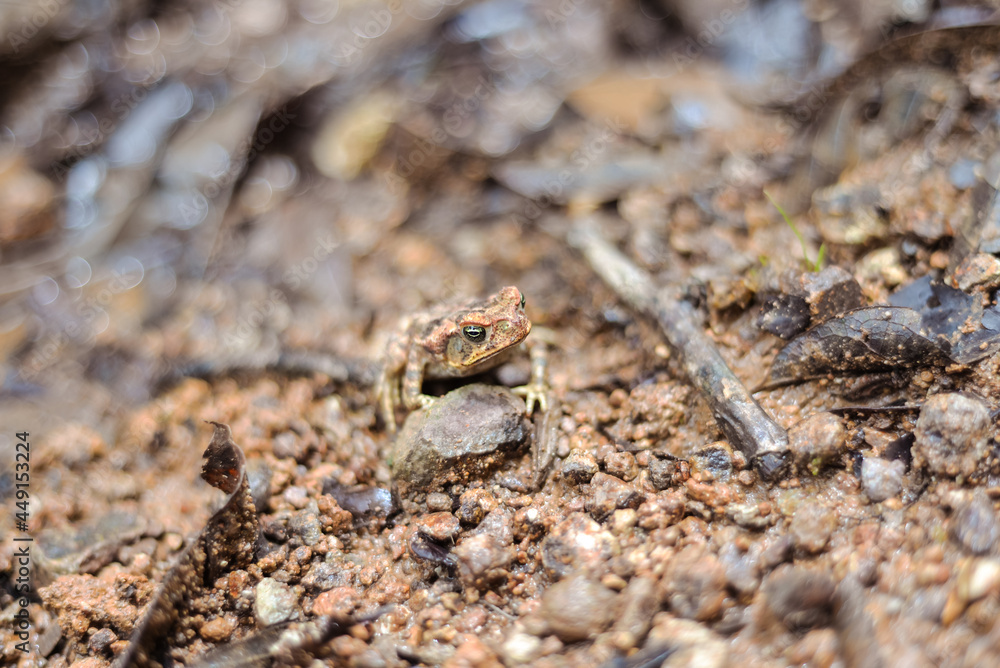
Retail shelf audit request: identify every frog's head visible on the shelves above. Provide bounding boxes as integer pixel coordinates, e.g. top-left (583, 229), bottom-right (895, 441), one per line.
top-left (444, 286), bottom-right (531, 369)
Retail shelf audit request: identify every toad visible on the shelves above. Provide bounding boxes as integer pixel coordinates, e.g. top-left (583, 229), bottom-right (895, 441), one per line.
top-left (378, 286), bottom-right (548, 431)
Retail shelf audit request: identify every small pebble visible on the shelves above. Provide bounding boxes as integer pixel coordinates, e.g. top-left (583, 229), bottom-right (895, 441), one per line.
top-left (562, 450), bottom-right (599, 484)
top-left (953, 252), bottom-right (1000, 291)
top-left (312, 586), bottom-right (360, 617)
top-left (950, 492), bottom-right (1000, 555)
top-left (690, 442), bottom-right (734, 481)
top-left (647, 616), bottom-right (729, 667)
top-left (502, 630), bottom-right (543, 665)
top-left (949, 158), bottom-right (980, 190)
top-left (787, 413), bottom-right (846, 474)
top-left (87, 628), bottom-right (117, 655)
top-left (762, 565), bottom-right (835, 630)
top-left (649, 455), bottom-right (688, 490)
top-left (454, 533), bottom-right (511, 591)
top-left (470, 507), bottom-right (514, 546)
top-left (254, 578), bottom-right (299, 626)
top-left (860, 457), bottom-right (905, 502)
top-left (956, 558), bottom-right (1000, 604)
top-left (512, 506), bottom-right (545, 542)
top-left (611, 508), bottom-right (638, 534)
top-left (199, 616), bottom-right (235, 643)
top-left (390, 384), bottom-right (530, 494)
top-left (585, 472), bottom-right (644, 521)
top-left (539, 575), bottom-right (618, 642)
top-left (288, 508), bottom-right (326, 546)
top-left (604, 451), bottom-right (639, 481)
top-left (541, 513), bottom-right (619, 579)
top-left (790, 503), bottom-right (837, 554)
top-left (610, 576), bottom-right (658, 648)
top-left (786, 629), bottom-right (838, 667)
top-left (283, 486), bottom-right (310, 509)
top-left (719, 542), bottom-right (760, 597)
top-left (426, 492), bottom-right (452, 512)
top-left (272, 431), bottom-right (307, 461)
top-left (800, 265), bottom-right (866, 321)
top-left (456, 488), bottom-right (498, 526)
top-left (760, 535), bottom-right (794, 571)
top-left (661, 546), bottom-right (727, 621)
top-left (913, 393), bottom-right (990, 478)
top-left (416, 511), bottom-right (461, 542)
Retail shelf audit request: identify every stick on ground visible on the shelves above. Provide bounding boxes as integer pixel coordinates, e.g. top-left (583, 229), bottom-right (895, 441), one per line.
top-left (568, 218), bottom-right (790, 480)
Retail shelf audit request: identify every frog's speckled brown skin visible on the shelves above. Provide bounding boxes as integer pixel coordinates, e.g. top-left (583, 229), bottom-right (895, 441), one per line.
top-left (378, 286), bottom-right (531, 430)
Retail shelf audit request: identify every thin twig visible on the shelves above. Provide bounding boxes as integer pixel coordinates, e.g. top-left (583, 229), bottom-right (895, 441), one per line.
top-left (568, 218), bottom-right (790, 480)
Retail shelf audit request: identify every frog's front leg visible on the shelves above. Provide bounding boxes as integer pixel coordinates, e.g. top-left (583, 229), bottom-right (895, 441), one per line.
top-left (378, 333), bottom-right (412, 432)
top-left (378, 370), bottom-right (398, 432)
top-left (402, 350), bottom-right (437, 410)
top-left (513, 337), bottom-right (550, 415)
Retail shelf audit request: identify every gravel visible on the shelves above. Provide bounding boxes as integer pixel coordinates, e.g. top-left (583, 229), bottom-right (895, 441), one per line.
top-left (585, 472), bottom-right (645, 520)
top-left (609, 575), bottom-right (658, 650)
top-left (603, 451), bottom-right (639, 481)
top-left (660, 546), bottom-right (728, 622)
top-left (415, 512), bottom-right (461, 542)
top-left (454, 533), bottom-right (512, 592)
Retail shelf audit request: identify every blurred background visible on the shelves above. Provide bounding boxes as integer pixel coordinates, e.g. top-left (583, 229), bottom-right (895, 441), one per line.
top-left (1, 0), bottom-right (998, 432)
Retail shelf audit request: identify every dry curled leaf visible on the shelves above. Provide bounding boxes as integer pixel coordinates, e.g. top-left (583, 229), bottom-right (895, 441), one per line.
top-left (186, 614), bottom-right (385, 668)
top-left (114, 422), bottom-right (259, 668)
top-left (763, 274), bottom-right (1000, 388)
top-left (762, 306), bottom-right (948, 387)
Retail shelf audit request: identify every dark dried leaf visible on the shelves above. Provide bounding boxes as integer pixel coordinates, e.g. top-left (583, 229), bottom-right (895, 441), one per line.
top-left (603, 643), bottom-right (676, 668)
top-left (757, 293), bottom-right (811, 339)
top-left (187, 614), bottom-right (381, 668)
top-left (114, 422), bottom-right (259, 668)
top-left (764, 306), bottom-right (948, 386)
top-left (885, 432), bottom-right (915, 468)
top-left (410, 532), bottom-right (458, 568)
top-left (891, 278), bottom-right (1000, 363)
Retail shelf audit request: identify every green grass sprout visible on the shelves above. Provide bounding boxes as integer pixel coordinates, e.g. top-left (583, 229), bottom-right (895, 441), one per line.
top-left (764, 189), bottom-right (826, 272)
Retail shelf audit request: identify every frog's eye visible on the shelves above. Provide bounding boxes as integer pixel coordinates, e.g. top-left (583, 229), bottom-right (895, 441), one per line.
top-left (462, 325), bottom-right (488, 343)
top-left (520, 294), bottom-right (526, 309)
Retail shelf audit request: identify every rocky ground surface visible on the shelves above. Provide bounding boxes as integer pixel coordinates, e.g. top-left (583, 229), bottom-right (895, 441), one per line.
top-left (3, 1), bottom-right (1000, 667)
